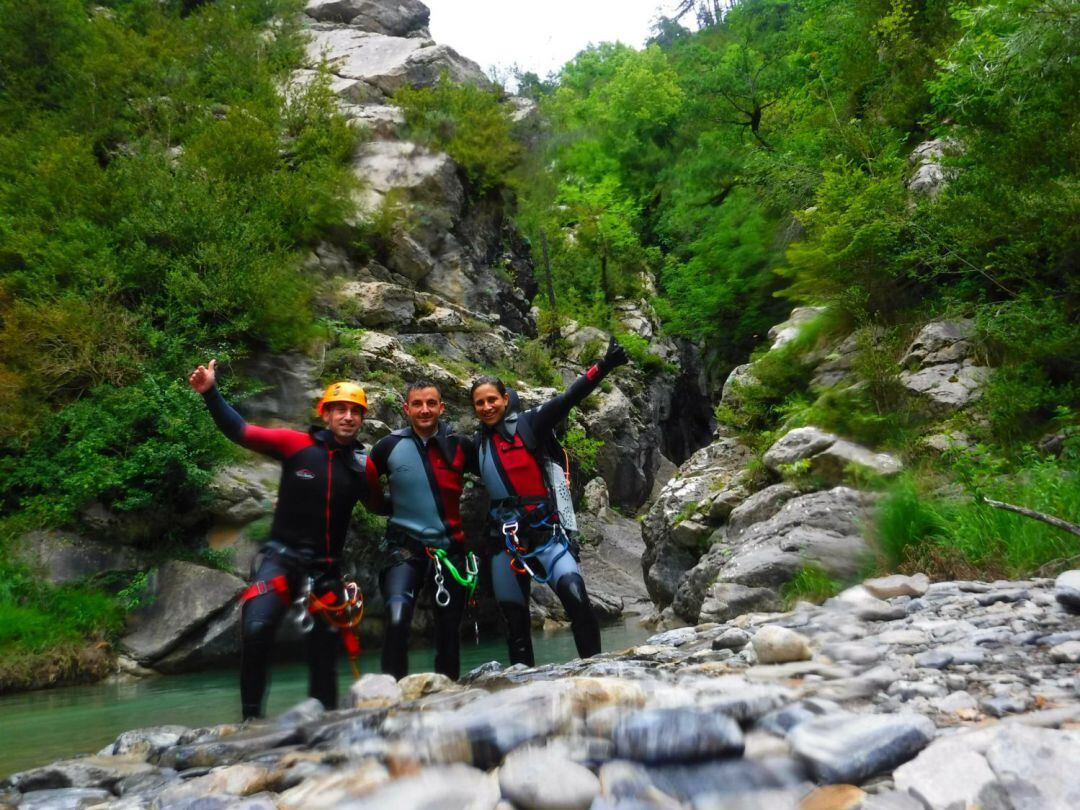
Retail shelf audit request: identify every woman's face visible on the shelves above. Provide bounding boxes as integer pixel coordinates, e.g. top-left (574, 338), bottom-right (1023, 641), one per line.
top-left (472, 383), bottom-right (509, 427)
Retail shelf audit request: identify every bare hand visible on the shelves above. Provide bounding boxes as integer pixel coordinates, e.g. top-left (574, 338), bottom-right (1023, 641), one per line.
top-left (188, 359), bottom-right (217, 394)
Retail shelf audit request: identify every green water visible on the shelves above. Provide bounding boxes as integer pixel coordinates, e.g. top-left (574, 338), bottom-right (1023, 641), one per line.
top-left (0, 621), bottom-right (652, 778)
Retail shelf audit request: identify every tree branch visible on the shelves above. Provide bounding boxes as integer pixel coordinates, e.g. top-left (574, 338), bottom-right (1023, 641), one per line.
top-left (979, 496), bottom-right (1080, 538)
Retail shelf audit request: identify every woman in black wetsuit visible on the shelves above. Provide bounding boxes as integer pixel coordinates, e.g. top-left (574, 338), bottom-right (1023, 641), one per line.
top-left (470, 338), bottom-right (629, 665)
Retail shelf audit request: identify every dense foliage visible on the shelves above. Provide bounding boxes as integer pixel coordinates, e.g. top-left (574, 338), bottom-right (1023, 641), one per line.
top-left (517, 0), bottom-right (1078, 575)
top-left (523, 0), bottom-right (1077, 366)
top-left (394, 75), bottom-right (520, 193)
top-left (0, 0), bottom-right (359, 677)
top-left (0, 0), bottom-right (359, 529)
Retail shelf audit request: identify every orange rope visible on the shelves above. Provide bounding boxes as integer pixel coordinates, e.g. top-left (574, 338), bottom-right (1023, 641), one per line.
top-left (305, 583), bottom-right (364, 679)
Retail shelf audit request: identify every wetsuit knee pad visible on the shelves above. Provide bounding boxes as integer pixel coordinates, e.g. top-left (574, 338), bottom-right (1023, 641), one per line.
top-left (555, 573), bottom-right (591, 615)
top-left (384, 596), bottom-right (413, 629)
top-left (555, 573), bottom-right (600, 659)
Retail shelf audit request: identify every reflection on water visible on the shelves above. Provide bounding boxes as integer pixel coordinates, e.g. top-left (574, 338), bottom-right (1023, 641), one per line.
top-left (0, 620), bottom-right (652, 777)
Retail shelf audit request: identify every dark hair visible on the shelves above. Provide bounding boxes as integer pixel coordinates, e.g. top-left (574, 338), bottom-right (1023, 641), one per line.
top-left (469, 375), bottom-right (506, 399)
top-left (404, 379), bottom-right (441, 401)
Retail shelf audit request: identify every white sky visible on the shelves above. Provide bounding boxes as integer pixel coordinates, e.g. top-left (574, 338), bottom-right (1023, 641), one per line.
top-left (424, 1), bottom-right (686, 83)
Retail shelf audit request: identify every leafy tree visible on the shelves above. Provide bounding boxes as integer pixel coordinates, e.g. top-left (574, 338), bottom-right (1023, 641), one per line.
top-left (395, 75), bottom-right (519, 192)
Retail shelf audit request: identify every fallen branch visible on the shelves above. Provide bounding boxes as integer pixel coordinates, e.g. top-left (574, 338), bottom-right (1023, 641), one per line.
top-left (979, 496), bottom-right (1080, 538)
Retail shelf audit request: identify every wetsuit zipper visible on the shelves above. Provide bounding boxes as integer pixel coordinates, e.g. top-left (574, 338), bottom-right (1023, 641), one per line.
top-left (325, 449), bottom-right (334, 563)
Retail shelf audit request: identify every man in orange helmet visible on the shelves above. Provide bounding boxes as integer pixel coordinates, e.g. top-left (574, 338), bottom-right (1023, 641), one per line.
top-left (189, 360), bottom-right (383, 719)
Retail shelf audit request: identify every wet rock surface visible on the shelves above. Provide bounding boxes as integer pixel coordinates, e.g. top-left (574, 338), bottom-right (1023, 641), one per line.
top-left (7, 576), bottom-right (1079, 808)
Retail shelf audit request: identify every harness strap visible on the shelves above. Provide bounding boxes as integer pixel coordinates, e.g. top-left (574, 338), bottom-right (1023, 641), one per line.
top-left (502, 522), bottom-right (571, 585)
top-left (239, 575), bottom-right (290, 604)
top-left (491, 495), bottom-right (551, 509)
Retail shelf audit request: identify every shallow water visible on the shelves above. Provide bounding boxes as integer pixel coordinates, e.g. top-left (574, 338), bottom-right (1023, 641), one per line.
top-left (0, 620), bottom-right (653, 778)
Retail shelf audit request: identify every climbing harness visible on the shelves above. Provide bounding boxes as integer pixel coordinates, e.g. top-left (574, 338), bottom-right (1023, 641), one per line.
top-left (239, 575), bottom-right (290, 605)
top-left (295, 576), bottom-right (366, 680)
top-left (425, 547), bottom-right (480, 606)
top-left (502, 514), bottom-right (572, 585)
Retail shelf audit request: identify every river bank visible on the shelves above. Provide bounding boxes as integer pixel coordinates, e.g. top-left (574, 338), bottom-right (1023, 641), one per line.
top-left (0, 621), bottom-right (653, 780)
top-left (4, 573), bottom-right (1079, 808)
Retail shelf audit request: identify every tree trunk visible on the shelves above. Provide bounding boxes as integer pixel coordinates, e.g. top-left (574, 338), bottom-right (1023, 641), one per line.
top-left (539, 228), bottom-right (556, 311)
top-left (600, 252), bottom-right (612, 303)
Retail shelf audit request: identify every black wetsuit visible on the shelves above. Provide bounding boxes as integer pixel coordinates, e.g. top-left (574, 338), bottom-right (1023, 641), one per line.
top-left (201, 386), bottom-right (381, 718)
top-left (370, 423), bottom-right (472, 680)
top-left (474, 363), bottom-right (613, 666)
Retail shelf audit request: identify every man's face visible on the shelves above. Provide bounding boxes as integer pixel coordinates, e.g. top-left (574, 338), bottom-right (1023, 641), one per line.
top-left (403, 387), bottom-right (444, 436)
top-left (322, 402), bottom-right (364, 443)
top-left (472, 384), bottom-right (509, 427)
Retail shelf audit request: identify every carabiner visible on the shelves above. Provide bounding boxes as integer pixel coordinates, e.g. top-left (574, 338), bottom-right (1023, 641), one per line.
top-left (432, 555), bottom-right (451, 607)
top-left (293, 576), bottom-right (314, 633)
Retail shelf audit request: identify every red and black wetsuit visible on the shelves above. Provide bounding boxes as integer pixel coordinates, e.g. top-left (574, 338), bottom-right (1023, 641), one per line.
top-left (474, 364), bottom-right (609, 666)
top-left (370, 423), bottom-right (474, 680)
top-left (202, 385), bottom-right (382, 718)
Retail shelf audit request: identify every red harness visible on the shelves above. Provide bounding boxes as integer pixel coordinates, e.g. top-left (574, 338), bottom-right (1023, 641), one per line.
top-left (239, 576), bottom-right (363, 677)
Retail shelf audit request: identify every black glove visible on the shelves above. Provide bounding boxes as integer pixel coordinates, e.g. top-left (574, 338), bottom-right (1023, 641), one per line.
top-left (597, 336), bottom-right (630, 373)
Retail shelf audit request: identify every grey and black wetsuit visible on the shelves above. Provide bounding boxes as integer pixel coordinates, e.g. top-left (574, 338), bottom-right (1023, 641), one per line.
top-left (370, 422), bottom-right (473, 680)
top-left (201, 385), bottom-right (382, 718)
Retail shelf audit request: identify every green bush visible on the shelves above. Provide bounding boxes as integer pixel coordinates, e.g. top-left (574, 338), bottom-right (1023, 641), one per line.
top-left (875, 474), bottom-right (947, 570)
top-left (0, 374), bottom-right (229, 528)
top-left (518, 339), bottom-right (563, 388)
top-left (974, 296), bottom-right (1080, 445)
top-left (615, 332), bottom-right (675, 375)
top-left (876, 443), bottom-right (1080, 578)
top-left (0, 0), bottom-right (359, 530)
top-left (0, 558), bottom-right (123, 654)
top-left (563, 427), bottom-right (605, 478)
top-left (780, 564), bottom-right (841, 608)
top-left (395, 75), bottom-right (520, 192)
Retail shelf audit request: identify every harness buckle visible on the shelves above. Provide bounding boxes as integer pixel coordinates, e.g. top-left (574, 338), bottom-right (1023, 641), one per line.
top-left (255, 580), bottom-right (268, 596)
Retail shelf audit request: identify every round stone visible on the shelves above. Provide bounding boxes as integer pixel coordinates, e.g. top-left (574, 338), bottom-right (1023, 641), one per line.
top-left (499, 746), bottom-right (600, 810)
top-left (752, 626), bottom-right (812, 664)
top-left (612, 707), bottom-right (744, 764)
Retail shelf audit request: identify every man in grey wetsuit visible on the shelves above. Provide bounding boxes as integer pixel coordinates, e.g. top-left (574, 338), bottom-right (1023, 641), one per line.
top-left (369, 380), bottom-right (474, 680)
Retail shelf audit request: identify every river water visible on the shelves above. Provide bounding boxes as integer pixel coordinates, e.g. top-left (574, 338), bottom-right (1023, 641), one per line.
top-left (0, 621), bottom-right (653, 778)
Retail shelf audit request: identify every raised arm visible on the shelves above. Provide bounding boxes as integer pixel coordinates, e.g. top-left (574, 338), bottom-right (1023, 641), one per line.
top-left (531, 337), bottom-right (630, 434)
top-left (189, 359), bottom-right (309, 459)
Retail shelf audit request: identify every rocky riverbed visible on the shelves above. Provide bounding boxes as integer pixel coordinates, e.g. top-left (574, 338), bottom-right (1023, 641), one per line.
top-left (4, 572), bottom-right (1079, 809)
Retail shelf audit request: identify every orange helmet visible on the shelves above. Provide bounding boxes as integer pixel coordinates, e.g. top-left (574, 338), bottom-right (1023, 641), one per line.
top-left (316, 381), bottom-right (368, 415)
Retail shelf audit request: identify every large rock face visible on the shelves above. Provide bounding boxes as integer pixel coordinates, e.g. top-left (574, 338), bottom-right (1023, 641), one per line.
top-left (120, 561), bottom-right (245, 669)
top-left (641, 436), bottom-right (752, 606)
top-left (12, 530), bottom-right (147, 585)
top-left (305, 27), bottom-right (487, 98)
top-left (675, 487), bottom-right (877, 624)
top-left (305, 0), bottom-right (430, 35)
top-left (763, 426), bottom-right (903, 485)
top-left (898, 319), bottom-right (990, 415)
top-left (574, 480), bottom-right (652, 617)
